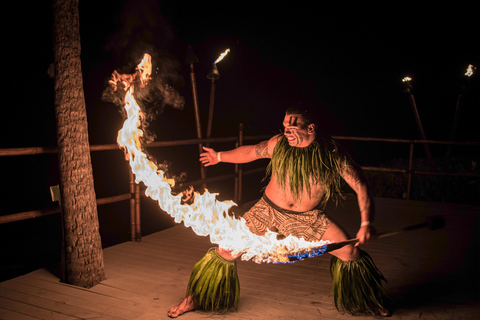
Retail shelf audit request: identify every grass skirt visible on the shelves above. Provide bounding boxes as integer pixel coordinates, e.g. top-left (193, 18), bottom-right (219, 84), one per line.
top-left (186, 248), bottom-right (240, 313)
top-left (330, 250), bottom-right (387, 315)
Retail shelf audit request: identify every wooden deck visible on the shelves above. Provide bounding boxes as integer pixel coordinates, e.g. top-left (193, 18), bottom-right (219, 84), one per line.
top-left (1, 195), bottom-right (479, 319)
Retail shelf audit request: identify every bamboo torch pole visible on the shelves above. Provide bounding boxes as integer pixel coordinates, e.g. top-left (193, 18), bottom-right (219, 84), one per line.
top-left (445, 64), bottom-right (475, 157)
top-left (206, 64), bottom-right (219, 147)
top-left (402, 77), bottom-right (436, 172)
top-left (206, 49), bottom-right (230, 147)
top-left (185, 46), bottom-right (206, 186)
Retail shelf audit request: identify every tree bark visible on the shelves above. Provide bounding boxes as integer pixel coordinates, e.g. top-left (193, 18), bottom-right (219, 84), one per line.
top-left (52, 0), bottom-right (105, 288)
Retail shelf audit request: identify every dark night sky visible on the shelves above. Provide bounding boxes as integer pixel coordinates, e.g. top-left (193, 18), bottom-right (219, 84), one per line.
top-left (83, 1), bottom-right (479, 141)
top-left (4, 0), bottom-right (478, 150)
top-left (2, 0), bottom-right (479, 207)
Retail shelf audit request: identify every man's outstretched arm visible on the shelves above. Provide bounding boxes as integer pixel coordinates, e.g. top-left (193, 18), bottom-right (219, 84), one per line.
top-left (200, 137), bottom-right (277, 167)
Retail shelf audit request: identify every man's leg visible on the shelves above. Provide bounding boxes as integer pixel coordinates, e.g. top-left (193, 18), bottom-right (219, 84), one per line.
top-left (322, 222), bottom-right (389, 316)
top-left (321, 219), bottom-right (360, 260)
top-left (167, 248), bottom-right (240, 318)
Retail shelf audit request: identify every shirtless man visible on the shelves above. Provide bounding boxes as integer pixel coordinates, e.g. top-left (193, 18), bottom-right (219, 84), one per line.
top-left (168, 107), bottom-right (389, 317)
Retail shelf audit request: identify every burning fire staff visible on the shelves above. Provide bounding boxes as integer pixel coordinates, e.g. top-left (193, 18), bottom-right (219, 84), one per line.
top-left (167, 105), bottom-right (390, 318)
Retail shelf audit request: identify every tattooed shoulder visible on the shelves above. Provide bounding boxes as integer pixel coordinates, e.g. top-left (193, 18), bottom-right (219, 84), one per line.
top-left (255, 140), bottom-right (270, 158)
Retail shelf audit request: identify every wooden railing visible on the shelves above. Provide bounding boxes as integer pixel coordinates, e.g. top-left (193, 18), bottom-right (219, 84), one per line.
top-left (1, 129), bottom-right (478, 242)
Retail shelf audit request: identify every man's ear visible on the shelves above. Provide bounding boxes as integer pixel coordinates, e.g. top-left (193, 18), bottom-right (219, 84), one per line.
top-left (308, 123), bottom-right (315, 133)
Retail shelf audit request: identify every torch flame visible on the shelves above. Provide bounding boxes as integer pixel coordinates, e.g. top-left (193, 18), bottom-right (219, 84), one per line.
top-left (214, 49), bottom-right (230, 64)
top-left (113, 53), bottom-right (330, 264)
top-left (465, 64), bottom-right (475, 77)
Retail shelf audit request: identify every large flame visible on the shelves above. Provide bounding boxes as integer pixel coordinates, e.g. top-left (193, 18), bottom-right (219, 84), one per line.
top-left (113, 53), bottom-right (330, 264)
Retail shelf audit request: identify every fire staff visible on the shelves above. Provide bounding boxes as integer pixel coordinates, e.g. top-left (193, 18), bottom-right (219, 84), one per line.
top-left (168, 105), bottom-right (390, 318)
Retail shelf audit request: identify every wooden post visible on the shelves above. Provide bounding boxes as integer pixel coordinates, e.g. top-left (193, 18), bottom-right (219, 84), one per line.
top-left (135, 183), bottom-right (141, 241)
top-left (234, 140), bottom-right (239, 204)
top-left (403, 81), bottom-right (436, 172)
top-left (129, 170), bottom-right (136, 242)
top-left (406, 142), bottom-right (414, 200)
top-left (185, 46), bottom-right (206, 187)
top-left (206, 64), bottom-right (220, 148)
top-left (235, 123), bottom-right (244, 204)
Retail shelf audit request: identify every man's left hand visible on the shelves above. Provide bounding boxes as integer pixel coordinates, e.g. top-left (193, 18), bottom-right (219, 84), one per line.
top-left (355, 224), bottom-right (378, 246)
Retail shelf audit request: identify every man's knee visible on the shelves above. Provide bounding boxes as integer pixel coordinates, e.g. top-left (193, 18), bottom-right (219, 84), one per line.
top-left (328, 244), bottom-right (360, 261)
top-left (216, 247), bottom-right (240, 261)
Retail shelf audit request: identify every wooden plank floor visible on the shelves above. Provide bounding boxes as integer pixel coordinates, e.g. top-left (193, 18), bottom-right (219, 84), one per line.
top-left (1, 195), bottom-right (479, 319)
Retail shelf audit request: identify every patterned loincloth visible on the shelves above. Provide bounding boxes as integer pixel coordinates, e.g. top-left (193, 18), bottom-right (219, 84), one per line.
top-left (243, 194), bottom-right (332, 242)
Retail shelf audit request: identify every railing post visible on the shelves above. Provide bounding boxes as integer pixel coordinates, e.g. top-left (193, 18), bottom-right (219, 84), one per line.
top-left (235, 123), bottom-right (244, 204)
top-left (234, 139), bottom-right (239, 204)
top-left (135, 183), bottom-right (141, 241)
top-left (129, 170), bottom-right (136, 242)
top-left (407, 141), bottom-right (414, 200)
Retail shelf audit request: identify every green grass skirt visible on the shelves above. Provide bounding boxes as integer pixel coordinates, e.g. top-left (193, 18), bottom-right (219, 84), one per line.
top-left (186, 248), bottom-right (240, 313)
top-left (330, 251), bottom-right (387, 315)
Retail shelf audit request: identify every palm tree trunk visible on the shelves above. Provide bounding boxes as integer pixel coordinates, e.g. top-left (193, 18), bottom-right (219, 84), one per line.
top-left (52, 0), bottom-right (105, 288)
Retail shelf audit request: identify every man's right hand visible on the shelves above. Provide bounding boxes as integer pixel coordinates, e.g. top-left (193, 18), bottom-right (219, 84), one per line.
top-left (200, 146), bottom-right (220, 167)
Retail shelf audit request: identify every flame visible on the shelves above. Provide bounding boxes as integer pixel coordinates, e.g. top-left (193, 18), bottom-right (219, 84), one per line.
top-left (137, 53), bottom-right (152, 84)
top-left (402, 76), bottom-right (412, 82)
top-left (465, 64), bottom-right (475, 77)
top-left (214, 49), bottom-right (230, 64)
top-left (113, 53), bottom-right (330, 264)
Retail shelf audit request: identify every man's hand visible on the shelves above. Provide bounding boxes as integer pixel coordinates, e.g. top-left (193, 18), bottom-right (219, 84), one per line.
top-left (200, 146), bottom-right (220, 167)
top-left (355, 224), bottom-right (378, 246)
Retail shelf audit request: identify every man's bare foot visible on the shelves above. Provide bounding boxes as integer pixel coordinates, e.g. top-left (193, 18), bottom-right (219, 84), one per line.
top-left (376, 306), bottom-right (391, 317)
top-left (167, 295), bottom-right (197, 318)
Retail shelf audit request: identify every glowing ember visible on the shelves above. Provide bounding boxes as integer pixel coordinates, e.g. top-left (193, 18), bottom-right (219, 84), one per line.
top-left (113, 53), bottom-right (330, 264)
top-left (214, 49), bottom-right (230, 64)
top-left (402, 76), bottom-right (412, 82)
top-left (465, 64), bottom-right (475, 77)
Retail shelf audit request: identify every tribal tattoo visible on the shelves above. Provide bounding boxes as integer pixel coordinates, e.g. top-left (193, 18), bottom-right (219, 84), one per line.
top-left (342, 163), bottom-right (372, 215)
top-left (255, 140), bottom-right (270, 158)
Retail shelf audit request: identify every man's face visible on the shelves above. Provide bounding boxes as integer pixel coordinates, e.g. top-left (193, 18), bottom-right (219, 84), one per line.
top-left (283, 114), bottom-right (315, 147)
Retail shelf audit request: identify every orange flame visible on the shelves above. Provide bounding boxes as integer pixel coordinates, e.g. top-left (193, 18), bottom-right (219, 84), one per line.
top-left (214, 49), bottom-right (230, 64)
top-left (113, 53), bottom-right (330, 263)
top-left (465, 64), bottom-right (475, 77)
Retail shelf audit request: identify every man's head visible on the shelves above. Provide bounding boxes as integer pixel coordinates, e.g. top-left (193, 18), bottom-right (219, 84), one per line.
top-left (283, 106), bottom-right (316, 147)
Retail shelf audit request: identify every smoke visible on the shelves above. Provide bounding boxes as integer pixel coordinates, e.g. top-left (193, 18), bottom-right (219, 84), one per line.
top-left (100, 0), bottom-right (188, 184)
top-left (101, 47), bottom-right (185, 144)
top-left (101, 0), bottom-right (185, 116)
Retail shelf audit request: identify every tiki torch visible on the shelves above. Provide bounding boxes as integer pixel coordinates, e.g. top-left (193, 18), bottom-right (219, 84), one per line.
top-left (206, 49), bottom-right (230, 146)
top-left (445, 64), bottom-right (476, 157)
top-left (185, 45), bottom-right (206, 183)
top-left (402, 77), bottom-right (436, 172)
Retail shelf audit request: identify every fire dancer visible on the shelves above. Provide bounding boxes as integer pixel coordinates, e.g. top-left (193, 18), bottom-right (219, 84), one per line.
top-left (168, 105), bottom-right (390, 317)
